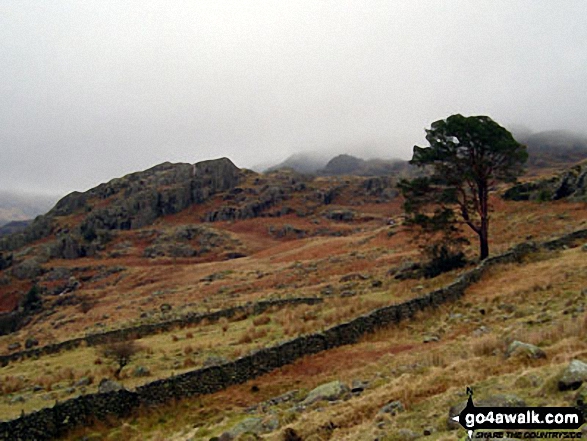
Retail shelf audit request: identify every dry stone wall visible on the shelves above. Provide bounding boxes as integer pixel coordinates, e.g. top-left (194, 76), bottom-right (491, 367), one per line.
top-left (0, 297), bottom-right (323, 367)
top-left (1, 230), bottom-right (585, 440)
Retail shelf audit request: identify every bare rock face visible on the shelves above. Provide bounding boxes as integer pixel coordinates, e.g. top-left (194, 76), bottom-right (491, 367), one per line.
top-left (193, 157), bottom-right (240, 193)
top-left (0, 158), bottom-right (242, 253)
top-left (504, 162), bottom-right (587, 202)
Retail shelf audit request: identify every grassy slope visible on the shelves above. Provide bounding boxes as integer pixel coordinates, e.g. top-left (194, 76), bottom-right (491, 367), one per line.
top-left (0, 171), bottom-right (585, 439)
top-left (67, 243), bottom-right (587, 441)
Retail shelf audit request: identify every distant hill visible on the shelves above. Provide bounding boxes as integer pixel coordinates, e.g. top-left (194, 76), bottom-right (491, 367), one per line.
top-left (268, 153), bottom-right (411, 177)
top-left (320, 154), bottom-right (410, 177)
top-left (0, 220), bottom-right (31, 237)
top-left (265, 152), bottom-right (331, 174)
top-left (0, 191), bottom-right (58, 227)
top-left (518, 130), bottom-right (587, 171)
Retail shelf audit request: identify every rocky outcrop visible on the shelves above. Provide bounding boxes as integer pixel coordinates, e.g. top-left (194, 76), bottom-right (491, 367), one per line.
top-left (504, 161), bottom-right (587, 202)
top-left (142, 225), bottom-right (241, 258)
top-left (0, 158), bottom-right (242, 253)
top-left (505, 340), bottom-right (546, 359)
top-left (362, 176), bottom-right (399, 200)
top-left (301, 380), bottom-right (350, 405)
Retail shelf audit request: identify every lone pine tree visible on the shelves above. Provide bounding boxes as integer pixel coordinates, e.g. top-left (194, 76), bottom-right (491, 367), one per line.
top-left (399, 114), bottom-right (527, 262)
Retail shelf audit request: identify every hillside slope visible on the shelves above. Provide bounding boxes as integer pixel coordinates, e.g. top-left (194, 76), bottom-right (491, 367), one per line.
top-left (0, 156), bottom-right (586, 440)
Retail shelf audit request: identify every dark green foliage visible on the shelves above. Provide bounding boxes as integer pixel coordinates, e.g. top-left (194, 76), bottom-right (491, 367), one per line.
top-left (81, 224), bottom-right (97, 242)
top-left (0, 252), bottom-right (13, 271)
top-left (422, 244), bottom-right (467, 278)
top-left (21, 284), bottom-right (42, 311)
top-left (399, 114), bottom-right (527, 261)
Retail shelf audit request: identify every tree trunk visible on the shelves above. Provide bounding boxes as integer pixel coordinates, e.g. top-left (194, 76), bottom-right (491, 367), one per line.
top-left (479, 228), bottom-right (489, 260)
top-left (478, 181), bottom-right (489, 260)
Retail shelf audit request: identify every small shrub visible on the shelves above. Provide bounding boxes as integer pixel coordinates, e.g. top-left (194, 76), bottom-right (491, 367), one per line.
top-left (183, 357), bottom-right (197, 368)
top-left (22, 284), bottom-right (42, 311)
top-left (98, 340), bottom-right (142, 379)
top-left (1, 375), bottom-right (25, 394)
top-left (219, 317), bottom-right (229, 334)
top-left (78, 299), bottom-right (97, 314)
top-left (252, 315), bottom-right (271, 326)
top-left (422, 245), bottom-right (466, 278)
top-left (472, 334), bottom-right (502, 357)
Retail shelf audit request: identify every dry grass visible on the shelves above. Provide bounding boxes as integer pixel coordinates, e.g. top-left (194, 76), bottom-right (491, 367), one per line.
top-left (2, 181), bottom-right (587, 437)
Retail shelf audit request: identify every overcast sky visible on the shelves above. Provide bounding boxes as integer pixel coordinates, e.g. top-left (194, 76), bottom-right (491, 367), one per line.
top-left (1, 1), bottom-right (586, 196)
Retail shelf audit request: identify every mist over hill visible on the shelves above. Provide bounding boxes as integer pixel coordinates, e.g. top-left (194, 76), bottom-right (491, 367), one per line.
top-left (267, 129), bottom-right (587, 177)
top-left (0, 191), bottom-right (59, 227)
top-left (517, 130), bottom-right (587, 169)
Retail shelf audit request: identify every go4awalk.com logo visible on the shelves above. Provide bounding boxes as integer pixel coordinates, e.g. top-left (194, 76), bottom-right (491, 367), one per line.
top-left (452, 388), bottom-right (585, 439)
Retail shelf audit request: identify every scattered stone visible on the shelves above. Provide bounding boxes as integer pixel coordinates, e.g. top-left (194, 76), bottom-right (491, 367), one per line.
top-left (222, 415), bottom-right (279, 439)
top-left (75, 377), bottom-right (91, 387)
top-left (378, 400), bottom-right (404, 416)
top-left (301, 380), bottom-right (349, 406)
top-left (559, 360), bottom-right (587, 391)
top-left (371, 279), bottom-right (383, 288)
top-left (7, 342), bottom-right (21, 351)
top-left (97, 379), bottom-right (124, 393)
top-left (498, 303), bottom-right (516, 313)
top-left (340, 290), bottom-right (356, 298)
top-left (423, 335), bottom-right (440, 343)
top-left (282, 428), bottom-right (303, 441)
top-left (472, 326), bottom-right (490, 337)
top-left (12, 258), bottom-right (43, 280)
top-left (339, 273), bottom-right (368, 283)
top-left (10, 395), bottom-right (25, 404)
top-left (203, 355), bottom-right (229, 368)
top-left (396, 428), bottom-right (420, 441)
top-left (423, 427), bottom-right (435, 436)
top-left (448, 395), bottom-right (526, 430)
top-left (506, 341), bottom-right (546, 360)
top-left (25, 337), bottom-right (39, 349)
top-left (46, 267), bottom-right (72, 281)
top-left (351, 379), bottom-right (368, 394)
top-left (160, 303), bottom-right (172, 313)
top-left (133, 366), bottom-right (150, 377)
top-left (321, 285), bottom-right (334, 296)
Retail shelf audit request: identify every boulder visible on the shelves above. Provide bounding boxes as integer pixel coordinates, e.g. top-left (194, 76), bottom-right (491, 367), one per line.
top-left (24, 337), bottom-right (39, 349)
top-left (301, 380), bottom-right (349, 406)
top-left (378, 400), bottom-right (405, 416)
top-left (505, 340), bottom-right (546, 359)
top-left (133, 366), bottom-right (150, 377)
top-left (12, 258), bottom-right (43, 280)
top-left (98, 379), bottom-right (124, 393)
top-left (223, 416), bottom-right (279, 439)
top-left (559, 360), bottom-right (587, 391)
top-left (203, 355), bottom-right (229, 368)
top-left (7, 342), bottom-right (21, 351)
top-left (395, 429), bottom-right (420, 441)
